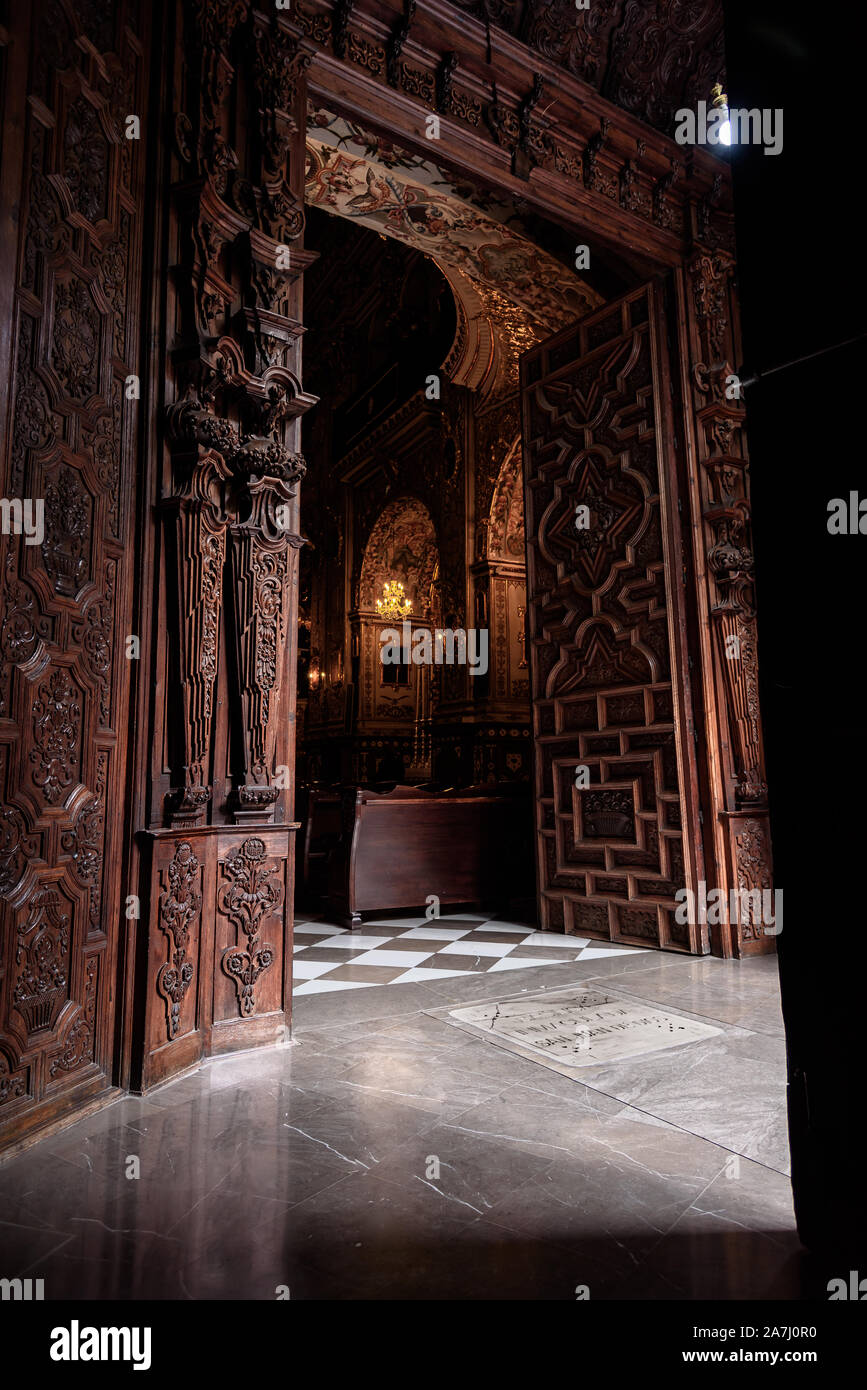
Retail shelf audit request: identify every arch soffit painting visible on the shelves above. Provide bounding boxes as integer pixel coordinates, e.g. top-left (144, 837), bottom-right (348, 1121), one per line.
top-left (358, 496), bottom-right (440, 615)
top-left (305, 110), bottom-right (603, 393)
top-left (438, 261), bottom-right (542, 396)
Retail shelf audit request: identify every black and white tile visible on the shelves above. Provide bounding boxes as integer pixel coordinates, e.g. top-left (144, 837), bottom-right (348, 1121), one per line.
top-left (292, 912), bottom-right (645, 995)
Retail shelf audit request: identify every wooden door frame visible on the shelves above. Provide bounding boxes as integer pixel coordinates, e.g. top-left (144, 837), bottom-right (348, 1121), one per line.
top-left (0, 0), bottom-right (771, 1157)
top-left (296, 1), bottom-right (773, 956)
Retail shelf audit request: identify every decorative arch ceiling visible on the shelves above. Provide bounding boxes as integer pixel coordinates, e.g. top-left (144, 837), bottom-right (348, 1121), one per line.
top-left (305, 109), bottom-right (603, 392)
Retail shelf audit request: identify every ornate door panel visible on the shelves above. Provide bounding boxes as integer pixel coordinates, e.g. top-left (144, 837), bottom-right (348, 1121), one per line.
top-left (0, 1), bottom-right (149, 1147)
top-left (521, 283), bottom-right (705, 952)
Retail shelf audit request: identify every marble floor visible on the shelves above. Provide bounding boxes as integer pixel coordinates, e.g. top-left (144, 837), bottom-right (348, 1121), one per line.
top-left (0, 916), bottom-right (804, 1300)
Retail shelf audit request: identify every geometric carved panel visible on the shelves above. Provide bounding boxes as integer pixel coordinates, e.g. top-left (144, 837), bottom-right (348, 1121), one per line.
top-left (521, 285), bottom-right (701, 951)
top-left (0, 0), bottom-right (150, 1152)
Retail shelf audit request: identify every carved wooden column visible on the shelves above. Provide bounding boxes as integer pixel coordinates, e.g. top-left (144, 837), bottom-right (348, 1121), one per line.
top-left (678, 221), bottom-right (774, 956)
top-left (162, 400), bottom-right (232, 827)
top-left (133, 1), bottom-right (317, 1088)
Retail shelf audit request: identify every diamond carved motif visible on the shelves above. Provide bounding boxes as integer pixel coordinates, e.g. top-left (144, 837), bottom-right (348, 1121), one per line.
top-left (540, 452), bottom-right (645, 591)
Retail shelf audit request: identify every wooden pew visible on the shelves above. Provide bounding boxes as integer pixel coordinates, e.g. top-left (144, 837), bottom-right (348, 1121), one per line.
top-left (327, 783), bottom-right (532, 928)
top-left (297, 786), bottom-right (343, 903)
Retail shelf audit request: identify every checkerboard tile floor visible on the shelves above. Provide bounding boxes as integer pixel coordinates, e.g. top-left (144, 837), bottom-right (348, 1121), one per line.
top-left (292, 912), bottom-right (646, 995)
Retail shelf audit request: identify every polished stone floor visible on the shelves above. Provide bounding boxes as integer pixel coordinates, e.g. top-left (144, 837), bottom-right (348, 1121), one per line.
top-left (0, 919), bottom-right (803, 1300)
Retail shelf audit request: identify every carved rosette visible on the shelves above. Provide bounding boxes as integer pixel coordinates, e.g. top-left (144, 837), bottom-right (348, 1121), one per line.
top-left (218, 836), bottom-right (281, 1016)
top-left (156, 841), bottom-right (202, 1039)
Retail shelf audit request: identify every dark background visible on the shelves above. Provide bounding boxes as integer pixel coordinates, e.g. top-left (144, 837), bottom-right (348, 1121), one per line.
top-left (723, 0), bottom-right (866, 1252)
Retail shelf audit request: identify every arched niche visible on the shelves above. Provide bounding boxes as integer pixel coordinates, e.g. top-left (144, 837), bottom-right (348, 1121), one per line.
top-left (473, 437), bottom-right (530, 715)
top-left (359, 496), bottom-right (440, 619)
top-left (487, 436), bottom-right (525, 562)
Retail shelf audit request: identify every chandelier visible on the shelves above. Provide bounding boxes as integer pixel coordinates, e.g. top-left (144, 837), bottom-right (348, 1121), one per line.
top-left (376, 580), bottom-right (412, 622)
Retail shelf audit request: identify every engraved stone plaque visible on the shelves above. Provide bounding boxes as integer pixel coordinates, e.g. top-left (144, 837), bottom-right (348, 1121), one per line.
top-left (446, 987), bottom-right (722, 1069)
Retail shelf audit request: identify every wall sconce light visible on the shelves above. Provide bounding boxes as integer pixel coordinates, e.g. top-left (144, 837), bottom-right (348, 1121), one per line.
top-left (711, 82), bottom-right (732, 146)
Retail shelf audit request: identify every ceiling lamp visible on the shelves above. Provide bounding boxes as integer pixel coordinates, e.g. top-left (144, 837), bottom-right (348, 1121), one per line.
top-left (376, 580), bottom-right (413, 622)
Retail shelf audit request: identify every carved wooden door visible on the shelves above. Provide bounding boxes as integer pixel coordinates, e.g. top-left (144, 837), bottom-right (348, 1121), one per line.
top-left (520, 283), bottom-right (705, 951)
top-left (0, 1), bottom-right (149, 1147)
